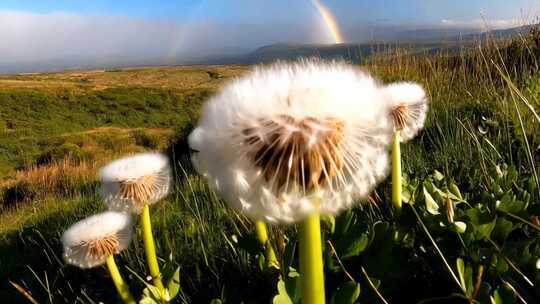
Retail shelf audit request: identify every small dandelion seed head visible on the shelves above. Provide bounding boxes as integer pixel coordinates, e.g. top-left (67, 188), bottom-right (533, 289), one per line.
top-left (62, 211), bottom-right (133, 269)
top-left (189, 59), bottom-right (396, 223)
top-left (384, 82), bottom-right (428, 142)
top-left (100, 153), bottom-right (171, 213)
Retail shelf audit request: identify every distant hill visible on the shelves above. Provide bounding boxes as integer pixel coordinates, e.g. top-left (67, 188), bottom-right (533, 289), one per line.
top-left (225, 24), bottom-right (537, 64)
top-left (0, 24), bottom-right (535, 74)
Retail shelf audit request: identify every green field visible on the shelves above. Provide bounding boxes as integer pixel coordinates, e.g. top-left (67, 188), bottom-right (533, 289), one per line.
top-left (1, 32), bottom-right (539, 303)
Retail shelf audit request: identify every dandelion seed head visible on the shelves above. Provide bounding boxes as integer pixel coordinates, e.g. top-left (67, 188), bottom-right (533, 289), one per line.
top-left (100, 153), bottom-right (171, 213)
top-left (189, 59), bottom-right (395, 223)
top-left (62, 211), bottom-right (133, 269)
top-left (384, 82), bottom-right (428, 142)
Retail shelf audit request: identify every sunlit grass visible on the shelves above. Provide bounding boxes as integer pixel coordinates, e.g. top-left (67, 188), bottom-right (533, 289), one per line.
top-left (1, 29), bottom-right (539, 302)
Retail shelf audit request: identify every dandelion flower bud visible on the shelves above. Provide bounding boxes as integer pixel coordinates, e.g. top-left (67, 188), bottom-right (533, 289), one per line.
top-left (189, 60), bottom-right (394, 223)
top-left (384, 82), bottom-right (428, 142)
top-left (62, 211), bottom-right (133, 269)
top-left (100, 153), bottom-right (171, 213)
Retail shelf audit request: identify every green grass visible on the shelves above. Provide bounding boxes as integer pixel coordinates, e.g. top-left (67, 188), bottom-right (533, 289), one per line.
top-left (1, 32), bottom-right (539, 303)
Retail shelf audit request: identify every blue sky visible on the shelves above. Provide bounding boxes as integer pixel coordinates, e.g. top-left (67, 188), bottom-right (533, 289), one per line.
top-left (1, 0), bottom-right (538, 23)
top-left (0, 1), bottom-right (538, 72)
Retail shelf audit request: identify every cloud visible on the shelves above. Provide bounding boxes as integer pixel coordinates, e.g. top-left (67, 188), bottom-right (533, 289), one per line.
top-left (0, 10), bottom-right (535, 73)
top-left (439, 18), bottom-right (531, 30)
top-left (0, 10), bottom-right (331, 72)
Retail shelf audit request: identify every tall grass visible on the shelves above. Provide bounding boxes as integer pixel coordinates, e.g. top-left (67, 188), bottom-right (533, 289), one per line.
top-left (1, 28), bottom-right (539, 302)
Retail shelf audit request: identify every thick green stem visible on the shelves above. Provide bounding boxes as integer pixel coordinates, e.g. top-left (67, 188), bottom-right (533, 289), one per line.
top-left (392, 131), bottom-right (403, 211)
top-left (299, 207), bottom-right (325, 304)
top-left (106, 255), bottom-right (136, 304)
top-left (254, 220), bottom-right (279, 268)
top-left (141, 204), bottom-right (165, 294)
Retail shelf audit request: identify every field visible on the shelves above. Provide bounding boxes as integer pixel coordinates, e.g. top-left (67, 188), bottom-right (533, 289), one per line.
top-left (1, 31), bottom-right (540, 303)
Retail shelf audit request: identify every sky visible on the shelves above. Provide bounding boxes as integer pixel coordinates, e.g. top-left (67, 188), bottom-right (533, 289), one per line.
top-left (0, 0), bottom-right (539, 72)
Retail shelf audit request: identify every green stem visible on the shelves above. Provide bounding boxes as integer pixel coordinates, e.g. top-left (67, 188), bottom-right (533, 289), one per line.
top-left (392, 131), bottom-right (403, 211)
top-left (299, 205), bottom-right (325, 304)
top-left (106, 255), bottom-right (136, 304)
top-left (254, 220), bottom-right (279, 268)
top-left (141, 204), bottom-right (165, 294)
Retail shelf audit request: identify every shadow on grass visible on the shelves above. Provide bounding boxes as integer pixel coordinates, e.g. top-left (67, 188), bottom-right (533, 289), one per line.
top-left (0, 195), bottom-right (114, 303)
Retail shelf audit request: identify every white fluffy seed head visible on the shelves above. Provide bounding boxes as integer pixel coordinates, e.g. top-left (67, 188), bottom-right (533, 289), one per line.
top-left (100, 153), bottom-right (171, 214)
top-left (384, 82), bottom-right (428, 142)
top-left (62, 211), bottom-right (133, 269)
top-left (189, 60), bottom-right (398, 223)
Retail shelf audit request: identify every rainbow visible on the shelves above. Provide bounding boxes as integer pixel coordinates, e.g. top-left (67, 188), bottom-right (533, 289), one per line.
top-left (311, 0), bottom-right (344, 44)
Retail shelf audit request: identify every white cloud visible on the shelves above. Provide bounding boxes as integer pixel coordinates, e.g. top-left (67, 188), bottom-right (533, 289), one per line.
top-left (440, 18), bottom-right (533, 30)
top-left (0, 10), bottom-right (328, 72)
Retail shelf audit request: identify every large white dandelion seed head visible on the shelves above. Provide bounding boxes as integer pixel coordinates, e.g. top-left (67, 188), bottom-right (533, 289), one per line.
top-left (384, 82), bottom-right (428, 142)
top-left (189, 59), bottom-right (395, 223)
top-left (62, 211), bottom-right (133, 269)
top-left (100, 153), bottom-right (171, 214)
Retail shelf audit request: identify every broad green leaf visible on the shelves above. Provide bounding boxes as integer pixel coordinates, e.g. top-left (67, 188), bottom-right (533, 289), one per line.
top-left (335, 210), bottom-right (355, 236)
top-left (337, 233), bottom-right (369, 259)
top-left (273, 279), bottom-right (293, 304)
top-left (449, 183), bottom-right (463, 200)
top-left (330, 281), bottom-right (361, 304)
top-left (433, 188), bottom-right (461, 202)
top-left (285, 271), bottom-right (301, 304)
top-left (139, 296), bottom-right (159, 304)
top-left (433, 170), bottom-right (444, 181)
top-left (476, 220), bottom-right (496, 239)
top-left (402, 187), bottom-right (413, 204)
top-left (491, 286), bottom-right (516, 304)
top-left (423, 186), bottom-right (440, 215)
top-left (145, 285), bottom-right (162, 301)
top-left (497, 193), bottom-right (526, 213)
top-left (210, 300), bottom-right (223, 304)
top-left (492, 218), bottom-right (515, 242)
top-left (166, 266), bottom-right (181, 300)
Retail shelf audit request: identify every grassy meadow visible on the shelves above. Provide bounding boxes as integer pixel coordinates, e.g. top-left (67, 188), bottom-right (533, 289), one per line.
top-left (1, 30), bottom-right (540, 303)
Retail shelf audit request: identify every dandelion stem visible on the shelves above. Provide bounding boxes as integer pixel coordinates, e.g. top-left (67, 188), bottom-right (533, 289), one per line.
top-left (299, 201), bottom-right (325, 304)
top-left (254, 220), bottom-right (279, 268)
top-left (392, 131), bottom-right (403, 211)
top-left (106, 255), bottom-right (136, 304)
top-left (141, 204), bottom-right (165, 295)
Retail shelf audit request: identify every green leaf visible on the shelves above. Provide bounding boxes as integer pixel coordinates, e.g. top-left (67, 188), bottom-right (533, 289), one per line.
top-left (285, 271), bottom-right (301, 304)
top-left (497, 194), bottom-right (526, 214)
top-left (491, 286), bottom-right (516, 304)
top-left (476, 221), bottom-right (496, 239)
top-left (476, 282), bottom-right (492, 303)
top-left (166, 266), bottom-right (181, 300)
top-left (456, 258), bottom-right (466, 292)
top-left (335, 210), bottom-right (354, 236)
top-left (423, 186), bottom-right (440, 215)
top-left (492, 218), bottom-right (515, 242)
top-left (273, 279), bottom-right (293, 304)
top-left (464, 264), bottom-right (474, 297)
top-left (210, 299), bottom-right (223, 304)
top-left (145, 285), bottom-right (162, 301)
top-left (449, 183), bottom-right (463, 200)
top-left (321, 214), bottom-right (336, 234)
top-left (330, 281), bottom-right (361, 304)
top-left (139, 296), bottom-right (159, 304)
top-left (337, 233), bottom-right (369, 259)
top-left (433, 170), bottom-right (445, 181)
